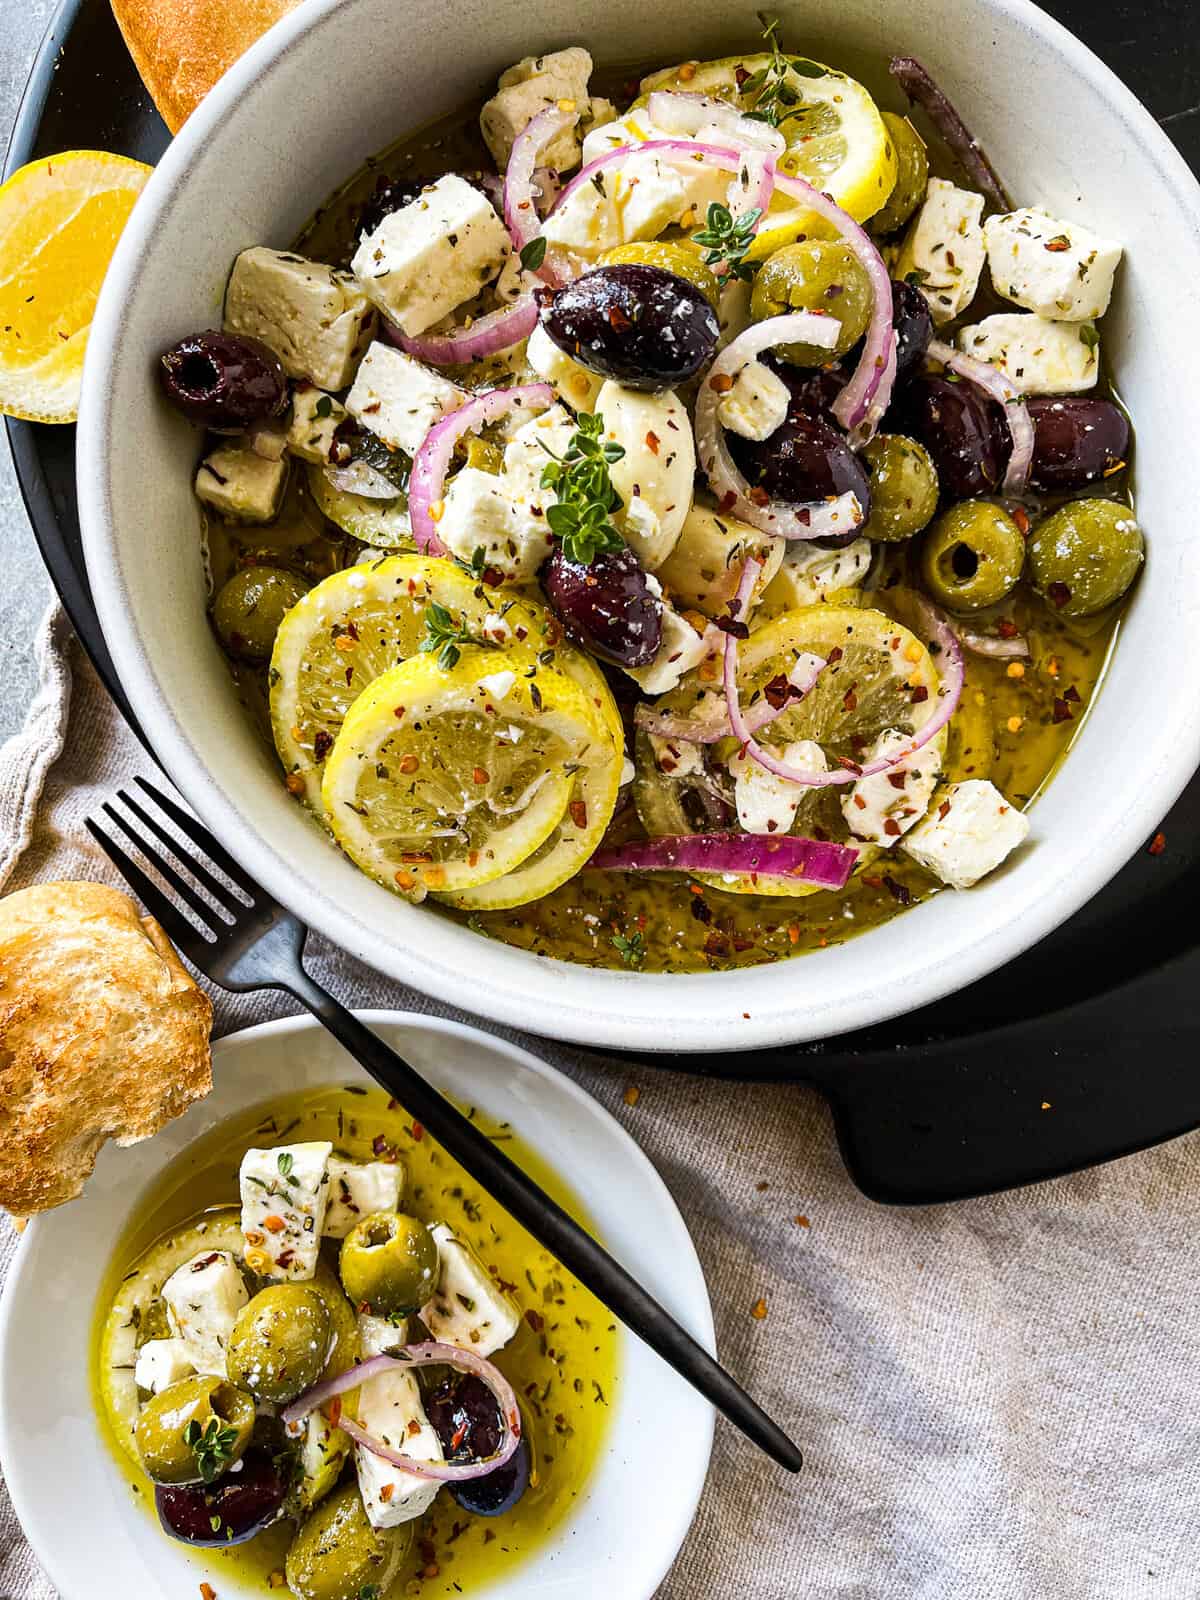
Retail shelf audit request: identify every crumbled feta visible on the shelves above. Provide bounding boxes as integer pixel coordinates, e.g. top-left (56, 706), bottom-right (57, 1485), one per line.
top-left (322, 1156), bottom-right (404, 1240)
top-left (525, 321), bottom-right (603, 412)
top-left (901, 779), bottom-right (1030, 888)
top-left (195, 443), bottom-right (288, 524)
top-left (501, 402), bottom-right (578, 502)
top-left (286, 384), bottom-right (346, 463)
top-left (351, 176), bottom-right (512, 337)
top-left (423, 1222), bottom-right (520, 1357)
top-left (761, 537), bottom-right (873, 613)
top-left (239, 1142), bottom-right (332, 1281)
top-left (358, 1312), bottom-right (411, 1359)
top-left (345, 342), bottom-right (466, 456)
top-left (161, 1251), bottom-right (249, 1378)
top-left (957, 312), bottom-right (1099, 395)
top-left (894, 178), bottom-right (986, 325)
top-left (983, 207), bottom-right (1122, 322)
top-left (225, 247), bottom-right (375, 389)
top-left (728, 738), bottom-right (826, 835)
top-left (580, 111), bottom-right (730, 226)
top-left (598, 381), bottom-right (695, 568)
top-left (477, 669), bottom-right (517, 701)
top-left (134, 1338), bottom-right (195, 1395)
top-left (355, 1362), bottom-right (444, 1528)
top-left (481, 48), bottom-right (595, 171)
top-left (717, 360), bottom-right (791, 441)
top-left (840, 728), bottom-right (941, 846)
top-left (623, 603), bottom-right (710, 695)
top-left (649, 733), bottom-right (706, 778)
top-left (437, 465), bottom-right (552, 583)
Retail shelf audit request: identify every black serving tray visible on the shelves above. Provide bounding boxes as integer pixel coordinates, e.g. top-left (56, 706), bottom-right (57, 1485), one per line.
top-left (8, 0), bottom-right (1200, 1204)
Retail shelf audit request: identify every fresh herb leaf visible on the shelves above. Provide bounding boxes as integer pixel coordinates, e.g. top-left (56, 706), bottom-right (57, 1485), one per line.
top-left (611, 930), bottom-right (646, 968)
top-left (276, 1151), bottom-right (294, 1179)
top-left (419, 599), bottom-right (485, 670)
top-left (519, 236), bottom-right (548, 272)
top-left (1079, 324), bottom-right (1100, 352)
top-left (359, 1586), bottom-right (383, 1600)
top-left (314, 395), bottom-right (334, 419)
top-left (185, 1418), bottom-right (241, 1484)
top-left (743, 14), bottom-right (815, 128)
top-left (538, 411), bottom-right (627, 566)
top-left (904, 267), bottom-right (931, 287)
top-left (692, 201), bottom-right (763, 282)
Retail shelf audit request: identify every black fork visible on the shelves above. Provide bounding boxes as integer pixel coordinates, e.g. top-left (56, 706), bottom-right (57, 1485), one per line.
top-left (87, 776), bottom-right (803, 1474)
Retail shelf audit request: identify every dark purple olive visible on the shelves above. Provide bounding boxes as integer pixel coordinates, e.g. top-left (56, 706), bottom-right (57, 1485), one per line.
top-left (729, 411), bottom-right (872, 523)
top-left (542, 544), bottom-right (662, 668)
top-left (1027, 396), bottom-right (1130, 492)
top-left (539, 265), bottom-right (719, 391)
top-left (159, 331), bottom-right (287, 431)
top-left (891, 372), bottom-right (1008, 500)
top-left (451, 1437), bottom-right (532, 1517)
top-left (356, 175), bottom-right (427, 238)
top-left (154, 1449), bottom-right (287, 1547)
top-left (890, 279), bottom-right (935, 383)
top-left (427, 1374), bottom-right (531, 1517)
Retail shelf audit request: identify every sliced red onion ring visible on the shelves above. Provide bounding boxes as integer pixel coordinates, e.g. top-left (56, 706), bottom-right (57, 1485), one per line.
top-left (927, 337), bottom-right (1034, 495)
top-left (695, 314), bottom-right (864, 542)
top-left (325, 459), bottom-right (401, 500)
top-left (645, 90), bottom-right (786, 157)
top-left (723, 558), bottom-right (964, 787)
top-left (590, 831), bottom-right (857, 889)
top-left (385, 293), bottom-right (539, 368)
top-left (549, 139), bottom-right (895, 441)
top-left (889, 57), bottom-right (1011, 212)
top-left (504, 106), bottom-right (577, 284)
top-left (907, 588), bottom-right (1030, 662)
top-left (409, 381), bottom-right (554, 556)
top-left (281, 1342), bottom-right (521, 1483)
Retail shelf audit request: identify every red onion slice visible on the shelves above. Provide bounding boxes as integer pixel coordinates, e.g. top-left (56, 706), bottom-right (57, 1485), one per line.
top-left (281, 1342), bottom-right (521, 1484)
top-left (385, 293), bottom-right (539, 369)
top-left (503, 106), bottom-right (577, 285)
top-left (907, 588), bottom-right (1030, 662)
top-left (723, 558), bottom-right (964, 787)
top-left (926, 337), bottom-right (1034, 495)
top-left (409, 381), bottom-right (554, 555)
top-left (695, 314), bottom-right (864, 542)
top-left (590, 830), bottom-right (857, 890)
top-left (645, 90), bottom-right (787, 157)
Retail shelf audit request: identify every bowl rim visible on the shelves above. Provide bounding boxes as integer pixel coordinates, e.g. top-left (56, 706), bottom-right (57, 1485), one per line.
top-left (77, 0), bottom-right (1200, 1053)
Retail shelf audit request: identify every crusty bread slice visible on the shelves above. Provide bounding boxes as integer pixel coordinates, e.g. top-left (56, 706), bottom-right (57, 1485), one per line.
top-left (110, 0), bottom-right (303, 134)
top-left (0, 881), bottom-right (213, 1213)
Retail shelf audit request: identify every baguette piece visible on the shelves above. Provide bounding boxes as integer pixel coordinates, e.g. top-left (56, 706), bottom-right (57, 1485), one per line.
top-left (0, 881), bottom-right (213, 1213)
top-left (110, 0), bottom-right (303, 133)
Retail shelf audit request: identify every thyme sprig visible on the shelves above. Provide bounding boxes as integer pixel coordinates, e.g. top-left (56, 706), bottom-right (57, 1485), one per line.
top-left (185, 1417), bottom-right (241, 1485)
top-left (612, 930), bottom-right (646, 968)
top-left (540, 412), bottom-right (627, 566)
top-left (692, 202), bottom-right (763, 282)
top-left (740, 15), bottom-right (825, 127)
top-left (420, 601), bottom-right (493, 670)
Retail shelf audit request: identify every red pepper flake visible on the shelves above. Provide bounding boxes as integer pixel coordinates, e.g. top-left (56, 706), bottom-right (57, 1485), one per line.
top-left (887, 772), bottom-right (907, 791)
top-left (607, 305), bottom-right (632, 332)
top-left (763, 673), bottom-right (800, 710)
top-left (750, 1297), bottom-right (768, 1320)
top-left (1063, 684), bottom-right (1081, 703)
top-left (1012, 506), bottom-right (1031, 536)
top-left (312, 729), bottom-right (333, 761)
top-left (409, 1418), bottom-right (424, 1438)
top-left (747, 485), bottom-right (770, 508)
top-left (826, 646), bottom-right (844, 664)
top-left (645, 430), bottom-right (661, 455)
top-left (1149, 831), bottom-right (1167, 856)
top-left (399, 752), bottom-right (419, 774)
top-left (329, 1397), bottom-right (342, 1427)
top-left (411, 1120), bottom-right (424, 1142)
top-left (200, 1586), bottom-right (217, 1600)
top-left (883, 818), bottom-right (902, 837)
top-left (719, 489), bottom-right (738, 513)
top-left (842, 685), bottom-right (858, 712)
top-left (262, 1214), bottom-right (285, 1234)
top-left (525, 1308), bottom-right (545, 1333)
top-left (379, 1483), bottom-right (395, 1503)
top-left (285, 773), bottom-right (306, 795)
top-left (1044, 234), bottom-right (1072, 251)
top-left (1051, 697), bottom-right (1073, 724)
top-left (372, 1133), bottom-right (399, 1161)
top-left (938, 799), bottom-right (952, 820)
top-left (861, 874), bottom-right (884, 889)
top-left (996, 617), bottom-right (1019, 639)
top-left (1047, 580), bottom-right (1072, 609)
top-left (569, 799), bottom-right (588, 829)
top-left (472, 766), bottom-right (489, 784)
top-left (911, 684), bottom-right (930, 704)
top-left (794, 1215), bottom-right (810, 1228)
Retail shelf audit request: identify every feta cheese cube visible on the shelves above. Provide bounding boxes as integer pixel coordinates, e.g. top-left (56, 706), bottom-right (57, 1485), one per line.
top-left (225, 247), bottom-right (375, 389)
top-left (840, 728), bottom-right (942, 846)
top-left (286, 384), bottom-right (346, 463)
top-left (895, 178), bottom-right (986, 325)
top-left (761, 537), bottom-right (873, 615)
top-left (649, 732), bottom-right (706, 778)
top-left (623, 603), bottom-right (710, 696)
top-left (345, 342), bottom-right (467, 456)
top-left (161, 1251), bottom-right (249, 1378)
top-left (983, 207), bottom-right (1122, 321)
top-left (501, 402), bottom-right (578, 501)
top-left (358, 1313), bottom-right (411, 1358)
top-left (525, 321), bottom-right (602, 412)
top-left (437, 466), bottom-right (552, 583)
top-left (957, 312), bottom-right (1098, 395)
top-left (580, 111), bottom-right (729, 226)
top-left (900, 778), bottom-right (1030, 888)
top-left (195, 443), bottom-right (288, 524)
top-left (351, 176), bottom-right (512, 337)
top-left (581, 108), bottom-right (656, 166)
top-left (542, 150), bottom-right (697, 258)
top-left (482, 48), bottom-right (594, 171)
top-left (322, 1157), bottom-right (404, 1240)
top-left (355, 1363), bottom-right (444, 1528)
top-left (422, 1222), bottom-right (521, 1357)
top-left (728, 738), bottom-right (826, 835)
top-left (239, 1142), bottom-right (333, 1281)
top-left (717, 360), bottom-right (791, 441)
top-left (134, 1338), bottom-right (195, 1395)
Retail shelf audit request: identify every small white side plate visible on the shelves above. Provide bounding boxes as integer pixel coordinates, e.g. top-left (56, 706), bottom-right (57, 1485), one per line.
top-left (0, 1011), bottom-right (714, 1598)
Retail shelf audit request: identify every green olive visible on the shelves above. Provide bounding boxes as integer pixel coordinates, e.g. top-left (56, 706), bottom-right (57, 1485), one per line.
top-left (134, 1375), bottom-right (256, 1486)
top-left (227, 1285), bottom-right (331, 1405)
top-left (212, 565), bottom-right (309, 660)
top-left (285, 1481), bottom-right (413, 1600)
top-left (920, 501), bottom-right (1027, 612)
top-left (599, 241), bottom-right (721, 309)
top-left (860, 434), bottom-right (939, 542)
top-left (1027, 498), bottom-right (1143, 618)
top-left (750, 240), bottom-right (872, 366)
top-left (339, 1211), bottom-right (439, 1316)
top-left (869, 113), bottom-right (929, 235)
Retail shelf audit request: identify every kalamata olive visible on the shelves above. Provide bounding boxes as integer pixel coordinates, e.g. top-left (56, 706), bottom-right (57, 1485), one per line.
top-left (356, 175), bottom-right (426, 238)
top-left (539, 265), bottom-right (720, 391)
top-left (542, 544), bottom-right (662, 668)
top-left (451, 1438), bottom-right (532, 1517)
top-left (890, 279), bottom-right (935, 383)
top-left (729, 411), bottom-right (872, 523)
top-left (159, 331), bottom-right (287, 431)
top-left (155, 1448), bottom-right (287, 1547)
top-left (1026, 397), bottom-right (1130, 492)
top-left (891, 373), bottom-right (1007, 500)
top-left (427, 1374), bottom-right (531, 1517)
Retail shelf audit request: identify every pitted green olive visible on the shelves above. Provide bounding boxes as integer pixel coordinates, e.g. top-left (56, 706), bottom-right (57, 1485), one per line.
top-left (227, 1285), bottom-right (331, 1405)
top-left (285, 1482), bottom-right (412, 1600)
top-left (920, 501), bottom-right (1027, 612)
top-left (750, 240), bottom-right (872, 366)
top-left (869, 113), bottom-right (929, 235)
top-left (1027, 498), bottom-right (1143, 618)
top-left (212, 566), bottom-right (309, 660)
top-left (861, 433), bottom-right (939, 542)
top-left (135, 1375), bottom-right (256, 1485)
top-left (339, 1210), bottom-right (439, 1316)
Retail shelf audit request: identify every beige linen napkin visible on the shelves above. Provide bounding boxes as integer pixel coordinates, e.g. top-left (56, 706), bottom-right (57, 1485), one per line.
top-left (3, 607), bottom-right (1199, 1600)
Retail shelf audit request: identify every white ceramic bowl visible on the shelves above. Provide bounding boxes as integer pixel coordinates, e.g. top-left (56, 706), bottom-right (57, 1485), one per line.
top-left (0, 1011), bottom-right (715, 1599)
top-left (78, 0), bottom-right (1200, 1053)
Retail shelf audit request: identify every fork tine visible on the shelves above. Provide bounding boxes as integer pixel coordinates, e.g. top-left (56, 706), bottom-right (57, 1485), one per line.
top-left (134, 776), bottom-right (261, 900)
top-left (118, 788), bottom-right (245, 914)
top-left (101, 801), bottom-right (231, 932)
top-left (85, 817), bottom-right (213, 957)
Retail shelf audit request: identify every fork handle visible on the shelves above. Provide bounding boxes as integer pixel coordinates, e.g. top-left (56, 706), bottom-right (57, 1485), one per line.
top-left (284, 966), bottom-right (802, 1473)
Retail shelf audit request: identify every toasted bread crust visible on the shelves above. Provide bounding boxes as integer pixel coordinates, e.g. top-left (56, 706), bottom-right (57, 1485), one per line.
top-left (110, 0), bottom-right (302, 133)
top-left (0, 881), bottom-right (213, 1213)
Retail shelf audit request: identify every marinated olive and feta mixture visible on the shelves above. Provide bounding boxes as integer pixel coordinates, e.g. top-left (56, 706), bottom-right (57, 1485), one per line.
top-left (159, 30), bottom-right (1140, 972)
top-left (96, 1087), bottom-right (617, 1597)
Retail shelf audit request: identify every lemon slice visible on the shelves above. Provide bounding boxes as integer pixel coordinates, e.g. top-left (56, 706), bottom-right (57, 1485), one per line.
top-left (0, 151), bottom-right (152, 422)
top-left (307, 462), bottom-right (415, 549)
top-left (322, 650), bottom-right (608, 896)
top-left (638, 54), bottom-right (895, 251)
